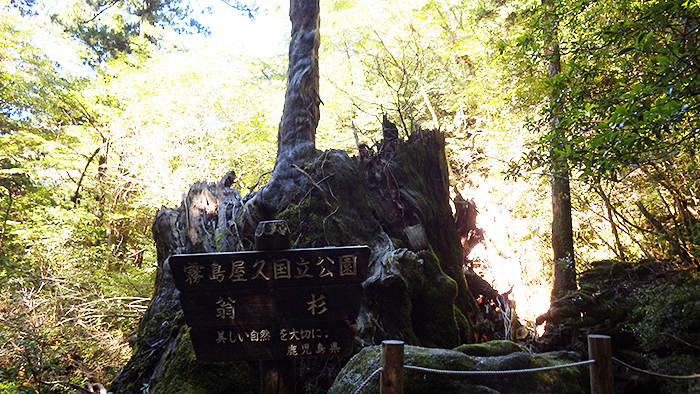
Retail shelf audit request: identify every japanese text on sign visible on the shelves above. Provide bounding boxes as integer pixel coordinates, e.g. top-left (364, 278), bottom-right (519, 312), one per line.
top-left (181, 254), bottom-right (358, 287)
top-left (213, 326), bottom-right (343, 358)
top-left (169, 245), bottom-right (369, 362)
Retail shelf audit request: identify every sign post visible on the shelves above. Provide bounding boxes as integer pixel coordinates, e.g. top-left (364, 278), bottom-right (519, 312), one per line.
top-left (257, 220), bottom-right (294, 394)
top-left (169, 220), bottom-right (369, 393)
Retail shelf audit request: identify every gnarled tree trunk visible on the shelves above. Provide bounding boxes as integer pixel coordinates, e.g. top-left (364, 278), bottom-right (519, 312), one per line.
top-left (110, 0), bottom-right (481, 392)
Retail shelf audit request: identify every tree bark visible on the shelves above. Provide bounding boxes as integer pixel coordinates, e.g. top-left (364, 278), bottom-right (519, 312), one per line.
top-left (551, 160), bottom-right (576, 300)
top-left (544, 0), bottom-right (577, 301)
top-left (276, 0), bottom-right (321, 168)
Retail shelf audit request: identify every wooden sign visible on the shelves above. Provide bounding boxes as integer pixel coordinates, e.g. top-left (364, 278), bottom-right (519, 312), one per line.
top-left (169, 246), bottom-right (369, 362)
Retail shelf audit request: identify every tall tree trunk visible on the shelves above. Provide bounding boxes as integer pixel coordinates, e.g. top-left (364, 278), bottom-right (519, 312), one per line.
top-left (551, 158), bottom-right (576, 300)
top-left (544, 0), bottom-right (577, 301)
top-left (276, 0), bottom-right (321, 166)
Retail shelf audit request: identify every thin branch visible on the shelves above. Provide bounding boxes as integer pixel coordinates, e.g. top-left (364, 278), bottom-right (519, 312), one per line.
top-left (72, 147), bottom-right (101, 206)
top-left (323, 206), bottom-right (340, 246)
top-left (40, 380), bottom-right (93, 394)
top-left (219, 0), bottom-right (259, 19)
top-left (72, 297), bottom-right (151, 308)
top-left (58, 314), bottom-right (141, 326)
top-left (246, 170), bottom-right (273, 194)
top-left (595, 186), bottom-right (626, 261)
top-left (85, 0), bottom-right (121, 24)
top-left (351, 120), bottom-right (361, 153)
top-left (291, 164), bottom-right (333, 209)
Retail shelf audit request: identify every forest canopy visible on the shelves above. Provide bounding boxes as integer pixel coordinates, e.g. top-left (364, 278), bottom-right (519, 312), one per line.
top-left (1, 0), bottom-right (699, 391)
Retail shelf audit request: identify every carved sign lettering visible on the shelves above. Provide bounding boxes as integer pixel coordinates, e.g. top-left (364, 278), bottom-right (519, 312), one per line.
top-left (169, 246), bottom-right (370, 362)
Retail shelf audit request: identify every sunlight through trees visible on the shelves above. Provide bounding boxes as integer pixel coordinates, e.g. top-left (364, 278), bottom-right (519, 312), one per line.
top-left (1, 0), bottom-right (699, 391)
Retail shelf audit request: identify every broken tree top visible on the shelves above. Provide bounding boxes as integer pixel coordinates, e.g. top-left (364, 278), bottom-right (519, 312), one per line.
top-left (169, 246), bottom-right (370, 362)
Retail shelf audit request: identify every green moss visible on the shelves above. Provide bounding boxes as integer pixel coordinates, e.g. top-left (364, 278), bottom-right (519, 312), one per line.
top-left (361, 248), bottom-right (460, 347)
top-left (329, 345), bottom-right (588, 394)
top-left (328, 345), bottom-right (483, 394)
top-left (363, 270), bottom-right (421, 345)
top-left (410, 250), bottom-right (460, 348)
top-left (454, 340), bottom-right (528, 357)
top-left (470, 351), bottom-right (587, 394)
top-left (278, 150), bottom-right (379, 248)
top-left (394, 249), bottom-right (424, 292)
top-left (110, 309), bottom-right (186, 393)
top-left (389, 136), bottom-right (476, 341)
top-left (454, 307), bottom-right (472, 345)
top-left (139, 309), bottom-right (181, 344)
top-left (578, 259), bottom-right (627, 283)
top-left (630, 260), bottom-right (654, 277)
top-left (156, 326), bottom-right (257, 394)
top-left (548, 291), bottom-right (594, 324)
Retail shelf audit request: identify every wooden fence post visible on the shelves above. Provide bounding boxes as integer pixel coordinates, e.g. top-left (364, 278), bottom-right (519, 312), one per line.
top-left (256, 220), bottom-right (296, 394)
top-left (588, 334), bottom-right (614, 394)
top-left (381, 340), bottom-right (404, 394)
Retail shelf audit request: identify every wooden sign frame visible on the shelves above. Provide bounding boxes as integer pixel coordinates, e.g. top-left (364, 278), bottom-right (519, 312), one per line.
top-left (169, 246), bottom-right (369, 362)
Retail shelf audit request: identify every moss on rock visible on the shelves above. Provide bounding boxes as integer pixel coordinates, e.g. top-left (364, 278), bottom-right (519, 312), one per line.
top-left (454, 340), bottom-right (528, 357)
top-left (537, 259), bottom-right (700, 394)
top-left (328, 344), bottom-right (588, 394)
top-left (154, 326), bottom-right (257, 394)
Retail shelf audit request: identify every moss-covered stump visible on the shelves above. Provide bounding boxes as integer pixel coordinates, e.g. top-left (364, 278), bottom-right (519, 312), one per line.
top-left (110, 129), bottom-right (486, 393)
top-left (155, 326), bottom-right (256, 394)
top-left (328, 343), bottom-right (587, 394)
top-left (111, 0), bottom-right (485, 389)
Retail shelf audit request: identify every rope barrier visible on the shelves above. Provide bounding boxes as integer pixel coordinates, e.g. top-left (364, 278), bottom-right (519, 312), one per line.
top-left (351, 367), bottom-right (382, 394)
top-left (352, 358), bottom-right (595, 393)
top-left (613, 357), bottom-right (700, 380)
top-left (403, 359), bottom-right (595, 376)
top-left (353, 337), bottom-right (700, 394)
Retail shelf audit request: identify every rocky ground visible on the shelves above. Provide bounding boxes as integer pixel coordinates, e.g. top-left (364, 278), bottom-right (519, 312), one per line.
top-left (535, 259), bottom-right (700, 394)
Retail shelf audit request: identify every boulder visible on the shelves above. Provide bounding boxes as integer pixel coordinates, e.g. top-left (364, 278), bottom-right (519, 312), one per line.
top-left (329, 342), bottom-right (588, 394)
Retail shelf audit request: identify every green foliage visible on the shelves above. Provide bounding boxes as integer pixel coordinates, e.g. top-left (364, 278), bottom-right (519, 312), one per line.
top-left (0, 4), bottom-right (160, 391)
top-left (320, 0), bottom-right (530, 141)
top-left (51, 0), bottom-right (210, 67)
top-left (1, 7), bottom-right (88, 131)
top-left (0, 3), bottom-right (89, 253)
top-left (90, 47), bottom-right (282, 207)
top-left (518, 0), bottom-right (700, 183)
top-left (505, 0), bottom-right (700, 266)
top-left (0, 181), bottom-right (156, 392)
top-left (626, 270), bottom-right (700, 352)
top-left (1, 2), bottom-right (295, 388)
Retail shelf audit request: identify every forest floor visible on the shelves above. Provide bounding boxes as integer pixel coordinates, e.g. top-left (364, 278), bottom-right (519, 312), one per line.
top-left (532, 259), bottom-right (700, 394)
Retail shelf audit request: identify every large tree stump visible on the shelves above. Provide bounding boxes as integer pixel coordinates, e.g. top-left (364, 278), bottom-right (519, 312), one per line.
top-left (109, 0), bottom-right (482, 391)
top-left (110, 130), bottom-right (481, 393)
